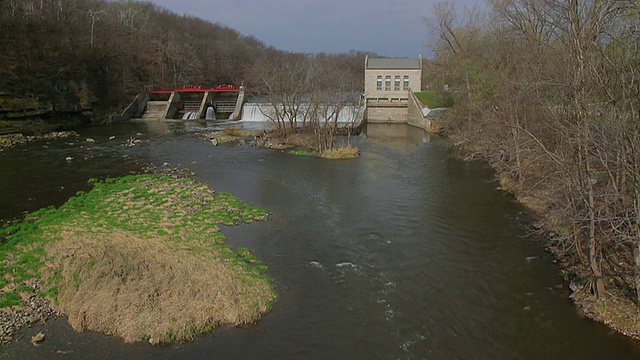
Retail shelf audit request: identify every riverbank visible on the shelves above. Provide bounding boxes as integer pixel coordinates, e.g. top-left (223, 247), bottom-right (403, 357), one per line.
top-left (0, 131), bottom-right (78, 149)
top-left (447, 132), bottom-right (640, 342)
top-left (0, 167), bottom-right (276, 345)
top-left (0, 279), bottom-right (58, 345)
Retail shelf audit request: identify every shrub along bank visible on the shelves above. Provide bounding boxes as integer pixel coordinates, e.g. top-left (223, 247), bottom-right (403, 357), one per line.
top-left (425, 1), bottom-right (640, 340)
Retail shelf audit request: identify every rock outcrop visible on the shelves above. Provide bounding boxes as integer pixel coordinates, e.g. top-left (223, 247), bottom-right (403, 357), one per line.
top-left (0, 80), bottom-right (97, 135)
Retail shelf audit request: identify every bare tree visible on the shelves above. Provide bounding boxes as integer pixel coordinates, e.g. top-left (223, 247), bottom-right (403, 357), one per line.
top-left (251, 54), bottom-right (315, 133)
top-left (250, 54), bottom-right (359, 152)
top-left (88, 9), bottom-right (104, 48)
top-left (428, 0), bottom-right (640, 303)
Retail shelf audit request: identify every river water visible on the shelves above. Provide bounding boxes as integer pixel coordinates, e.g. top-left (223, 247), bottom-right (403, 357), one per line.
top-left (1, 121), bottom-right (640, 359)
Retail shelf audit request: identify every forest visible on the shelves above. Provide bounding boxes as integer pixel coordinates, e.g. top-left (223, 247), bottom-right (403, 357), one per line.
top-left (426, 0), bottom-right (640, 334)
top-left (0, 0), bottom-right (368, 118)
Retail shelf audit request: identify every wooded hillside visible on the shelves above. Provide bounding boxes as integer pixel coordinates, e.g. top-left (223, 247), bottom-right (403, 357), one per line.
top-left (0, 0), bottom-right (367, 124)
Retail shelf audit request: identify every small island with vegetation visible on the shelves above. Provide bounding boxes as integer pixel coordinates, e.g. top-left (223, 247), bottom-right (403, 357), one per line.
top-left (206, 127), bottom-right (360, 160)
top-left (0, 169), bottom-right (276, 345)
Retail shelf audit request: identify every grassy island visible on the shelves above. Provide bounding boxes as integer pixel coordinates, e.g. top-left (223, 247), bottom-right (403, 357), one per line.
top-left (0, 173), bottom-right (276, 344)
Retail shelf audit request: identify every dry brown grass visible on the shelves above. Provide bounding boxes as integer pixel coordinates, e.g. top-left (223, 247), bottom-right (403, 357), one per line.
top-left (208, 128), bottom-right (258, 145)
top-left (1, 174), bottom-right (276, 344)
top-left (262, 132), bottom-right (316, 150)
top-left (582, 293), bottom-right (640, 340)
top-left (319, 145), bottom-right (360, 159)
top-left (42, 227), bottom-right (273, 344)
top-left (220, 127), bottom-right (254, 138)
top-left (285, 133), bottom-right (316, 148)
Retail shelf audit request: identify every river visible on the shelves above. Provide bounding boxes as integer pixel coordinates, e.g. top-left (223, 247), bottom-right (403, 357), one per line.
top-left (1, 121), bottom-right (640, 359)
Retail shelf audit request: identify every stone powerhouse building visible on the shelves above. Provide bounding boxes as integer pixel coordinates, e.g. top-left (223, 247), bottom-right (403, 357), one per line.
top-left (364, 55), bottom-right (422, 123)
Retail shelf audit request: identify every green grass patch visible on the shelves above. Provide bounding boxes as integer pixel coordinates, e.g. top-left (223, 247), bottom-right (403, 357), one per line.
top-left (414, 91), bottom-right (454, 108)
top-left (289, 149), bottom-right (316, 157)
top-left (0, 291), bottom-right (22, 308)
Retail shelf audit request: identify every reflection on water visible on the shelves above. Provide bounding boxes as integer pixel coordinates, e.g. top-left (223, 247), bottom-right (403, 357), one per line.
top-left (141, 119), bottom-right (172, 136)
top-left (2, 122), bottom-right (640, 359)
top-left (364, 123), bottom-right (431, 146)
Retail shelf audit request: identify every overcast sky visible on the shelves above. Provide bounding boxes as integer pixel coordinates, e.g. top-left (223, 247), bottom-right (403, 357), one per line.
top-left (145, 0), bottom-right (484, 58)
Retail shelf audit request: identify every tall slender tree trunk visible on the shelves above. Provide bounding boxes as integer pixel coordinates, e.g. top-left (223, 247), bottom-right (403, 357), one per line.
top-left (629, 130), bottom-right (640, 304)
top-left (582, 143), bottom-right (606, 298)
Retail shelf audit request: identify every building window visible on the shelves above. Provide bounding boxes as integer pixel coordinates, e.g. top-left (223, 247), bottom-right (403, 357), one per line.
top-left (403, 75), bottom-right (409, 90)
top-left (376, 75), bottom-right (382, 91)
top-left (385, 76), bottom-right (391, 91)
top-left (394, 76), bottom-right (400, 91)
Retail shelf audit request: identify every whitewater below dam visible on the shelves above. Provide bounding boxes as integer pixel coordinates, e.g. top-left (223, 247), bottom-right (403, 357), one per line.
top-left (1, 121), bottom-right (640, 359)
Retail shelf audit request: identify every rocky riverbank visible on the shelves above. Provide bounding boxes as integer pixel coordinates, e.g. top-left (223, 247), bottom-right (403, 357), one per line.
top-left (0, 131), bottom-right (78, 149)
top-left (0, 279), bottom-right (59, 345)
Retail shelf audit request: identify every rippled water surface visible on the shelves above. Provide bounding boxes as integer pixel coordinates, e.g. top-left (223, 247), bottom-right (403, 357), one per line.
top-left (2, 121), bottom-right (640, 359)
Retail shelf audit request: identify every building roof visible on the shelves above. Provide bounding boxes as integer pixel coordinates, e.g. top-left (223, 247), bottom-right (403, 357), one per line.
top-left (366, 57), bottom-right (421, 70)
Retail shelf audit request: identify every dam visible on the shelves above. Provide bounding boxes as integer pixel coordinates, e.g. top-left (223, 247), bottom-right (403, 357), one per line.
top-left (117, 85), bottom-right (433, 132)
top-left (116, 56), bottom-right (442, 133)
top-left (119, 85), bottom-right (244, 122)
top-left (118, 85), bottom-right (366, 128)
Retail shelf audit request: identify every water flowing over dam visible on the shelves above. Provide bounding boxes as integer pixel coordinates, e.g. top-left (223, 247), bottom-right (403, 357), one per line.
top-left (240, 103), bottom-right (360, 123)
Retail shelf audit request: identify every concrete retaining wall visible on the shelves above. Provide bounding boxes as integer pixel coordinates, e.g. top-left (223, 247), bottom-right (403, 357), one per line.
top-left (112, 92), bottom-right (149, 122)
top-left (364, 90), bottom-right (434, 131)
top-left (407, 91), bottom-right (431, 131)
top-left (196, 92), bottom-right (213, 119)
top-left (164, 92), bottom-right (180, 119)
top-left (229, 89), bottom-right (245, 120)
top-left (365, 106), bottom-right (408, 123)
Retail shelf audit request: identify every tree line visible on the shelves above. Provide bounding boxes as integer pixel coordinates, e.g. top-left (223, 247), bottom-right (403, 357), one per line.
top-left (426, 0), bottom-right (640, 309)
top-left (0, 0), bottom-right (368, 115)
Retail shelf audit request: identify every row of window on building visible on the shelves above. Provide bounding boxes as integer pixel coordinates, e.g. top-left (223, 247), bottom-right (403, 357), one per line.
top-left (376, 75), bottom-right (410, 91)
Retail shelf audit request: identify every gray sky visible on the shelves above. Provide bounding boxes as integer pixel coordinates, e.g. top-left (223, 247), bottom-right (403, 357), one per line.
top-left (145, 0), bottom-right (484, 58)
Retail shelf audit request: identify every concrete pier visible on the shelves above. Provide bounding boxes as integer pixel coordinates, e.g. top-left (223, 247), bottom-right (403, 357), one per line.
top-left (121, 85), bottom-right (244, 121)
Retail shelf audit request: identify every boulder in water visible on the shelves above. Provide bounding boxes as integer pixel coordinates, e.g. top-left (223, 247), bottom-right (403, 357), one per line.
top-left (31, 332), bottom-right (45, 345)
